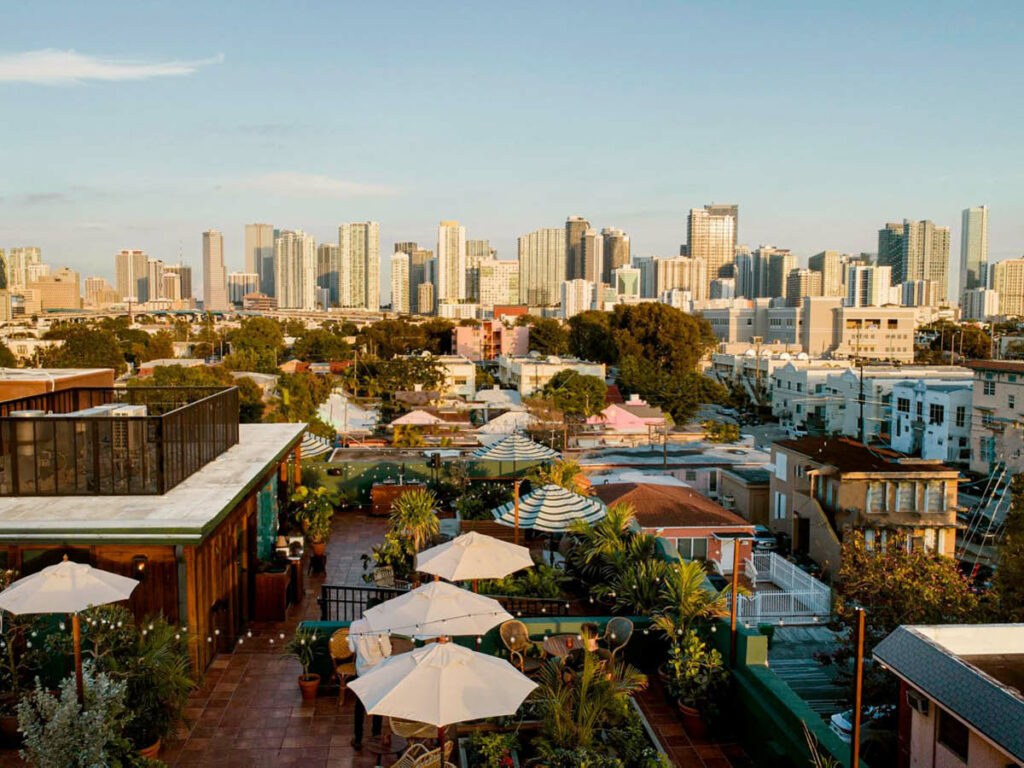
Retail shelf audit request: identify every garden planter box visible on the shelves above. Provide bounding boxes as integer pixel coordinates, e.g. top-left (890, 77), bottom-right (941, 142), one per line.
top-left (458, 737), bottom-right (521, 768)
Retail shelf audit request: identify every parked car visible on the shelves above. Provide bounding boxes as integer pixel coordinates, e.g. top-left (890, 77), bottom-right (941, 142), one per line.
top-left (753, 525), bottom-right (776, 551)
top-left (829, 705), bottom-right (893, 743)
top-left (787, 426), bottom-right (808, 439)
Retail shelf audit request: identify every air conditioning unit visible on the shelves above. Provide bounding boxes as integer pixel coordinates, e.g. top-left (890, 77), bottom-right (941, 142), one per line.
top-left (906, 688), bottom-right (929, 716)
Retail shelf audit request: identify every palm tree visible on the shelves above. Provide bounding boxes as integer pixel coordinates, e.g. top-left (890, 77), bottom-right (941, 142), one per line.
top-left (531, 648), bottom-right (647, 756)
top-left (566, 502), bottom-right (636, 583)
top-left (653, 559), bottom-right (730, 641)
top-left (389, 488), bottom-right (440, 552)
top-left (527, 459), bottom-right (591, 495)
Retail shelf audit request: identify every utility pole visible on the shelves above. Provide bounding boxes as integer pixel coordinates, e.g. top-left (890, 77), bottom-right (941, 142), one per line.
top-left (851, 607), bottom-right (866, 768)
top-left (858, 360), bottom-right (865, 445)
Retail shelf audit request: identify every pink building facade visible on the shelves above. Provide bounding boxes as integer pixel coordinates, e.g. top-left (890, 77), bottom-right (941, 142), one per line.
top-left (452, 321), bottom-right (529, 361)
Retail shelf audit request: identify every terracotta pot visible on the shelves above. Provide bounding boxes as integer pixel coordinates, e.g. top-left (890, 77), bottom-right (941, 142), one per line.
top-left (298, 673), bottom-right (320, 700)
top-left (310, 541), bottom-right (327, 556)
top-left (137, 739), bottom-right (161, 759)
top-left (677, 701), bottom-right (707, 737)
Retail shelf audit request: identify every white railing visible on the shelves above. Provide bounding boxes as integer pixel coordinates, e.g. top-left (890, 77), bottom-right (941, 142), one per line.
top-left (733, 551), bottom-right (831, 623)
top-left (744, 556), bottom-right (758, 587)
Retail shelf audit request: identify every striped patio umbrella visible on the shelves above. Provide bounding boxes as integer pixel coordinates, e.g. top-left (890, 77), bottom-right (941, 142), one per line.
top-left (492, 483), bottom-right (607, 533)
top-left (471, 431), bottom-right (559, 477)
top-left (300, 432), bottom-right (333, 459)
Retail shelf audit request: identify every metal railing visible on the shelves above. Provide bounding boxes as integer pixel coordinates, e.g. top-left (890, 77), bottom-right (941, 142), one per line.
top-left (0, 386), bottom-right (239, 496)
top-left (318, 584), bottom-right (573, 623)
top-left (734, 551), bottom-right (831, 624)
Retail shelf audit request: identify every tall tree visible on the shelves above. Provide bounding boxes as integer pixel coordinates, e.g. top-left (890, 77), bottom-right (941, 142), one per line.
top-left (543, 370), bottom-right (606, 417)
top-left (567, 311), bottom-right (615, 364)
top-left (226, 317), bottom-right (285, 372)
top-left (41, 325), bottom-right (127, 375)
top-left (0, 343), bottom-right (16, 368)
top-left (524, 316), bottom-right (570, 356)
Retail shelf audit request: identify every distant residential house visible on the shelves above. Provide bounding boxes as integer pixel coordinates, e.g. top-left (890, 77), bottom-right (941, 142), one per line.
top-left (719, 468), bottom-right (771, 526)
top-left (769, 436), bottom-right (959, 577)
top-left (594, 481), bottom-right (754, 574)
top-left (587, 394), bottom-right (666, 434)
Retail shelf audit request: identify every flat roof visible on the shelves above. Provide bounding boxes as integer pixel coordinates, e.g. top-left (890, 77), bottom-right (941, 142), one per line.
top-left (874, 624), bottom-right (1024, 762)
top-left (0, 423), bottom-right (305, 546)
top-left (0, 367), bottom-right (112, 381)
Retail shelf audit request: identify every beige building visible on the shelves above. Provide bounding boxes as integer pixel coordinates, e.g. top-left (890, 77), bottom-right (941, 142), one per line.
top-left (436, 220), bottom-right (466, 301)
top-left (114, 249), bottom-right (149, 302)
top-left (719, 468), bottom-right (770, 526)
top-left (274, 230), bottom-right (317, 310)
top-left (27, 267), bottom-right (81, 310)
top-left (417, 282), bottom-right (435, 316)
top-left (244, 222), bottom-right (275, 296)
top-left (5, 247), bottom-right (42, 291)
top-left (517, 228), bottom-right (564, 307)
top-left (497, 353), bottom-right (605, 397)
top-left (202, 230), bottom-right (229, 311)
top-left (901, 219), bottom-right (951, 302)
top-left (967, 360), bottom-right (1024, 476)
top-left (769, 437), bottom-right (959, 578)
top-left (830, 305), bottom-right (916, 362)
top-left (807, 250), bottom-right (843, 297)
top-left (83, 277), bottom-right (120, 306)
top-left (601, 228), bottom-right (630, 284)
top-left (478, 258), bottom-right (519, 308)
top-left (990, 258), bottom-right (1024, 318)
top-left (687, 204), bottom-right (737, 294)
top-left (339, 221), bottom-right (381, 311)
top-left (655, 255), bottom-right (707, 300)
top-left (565, 216), bottom-right (590, 281)
top-left (390, 252), bottom-right (410, 314)
top-left (785, 268), bottom-right (822, 306)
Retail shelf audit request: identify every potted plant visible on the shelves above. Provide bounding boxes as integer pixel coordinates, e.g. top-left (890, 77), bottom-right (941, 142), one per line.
top-left (292, 485), bottom-right (336, 555)
top-left (665, 630), bottom-right (727, 737)
top-left (286, 627), bottom-right (320, 700)
top-left (459, 730), bottom-right (520, 767)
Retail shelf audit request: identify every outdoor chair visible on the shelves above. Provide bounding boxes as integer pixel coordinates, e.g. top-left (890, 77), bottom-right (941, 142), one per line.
top-left (392, 742), bottom-right (455, 768)
top-left (388, 716), bottom-right (435, 745)
top-left (373, 565), bottom-right (409, 589)
top-left (499, 619), bottom-right (545, 676)
top-left (604, 616), bottom-right (634, 661)
top-left (328, 628), bottom-right (357, 705)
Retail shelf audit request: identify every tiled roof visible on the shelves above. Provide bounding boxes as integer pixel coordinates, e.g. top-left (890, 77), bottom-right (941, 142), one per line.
top-left (774, 436), bottom-right (954, 475)
top-left (593, 481), bottom-right (750, 528)
top-left (874, 626), bottom-right (1024, 762)
top-left (965, 360), bottom-right (1024, 374)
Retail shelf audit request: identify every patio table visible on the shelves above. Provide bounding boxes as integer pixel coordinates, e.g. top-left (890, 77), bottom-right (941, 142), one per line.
top-left (542, 633), bottom-right (595, 658)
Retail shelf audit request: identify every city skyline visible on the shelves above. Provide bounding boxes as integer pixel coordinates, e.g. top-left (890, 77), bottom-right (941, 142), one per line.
top-left (2, 2), bottom-right (1023, 297)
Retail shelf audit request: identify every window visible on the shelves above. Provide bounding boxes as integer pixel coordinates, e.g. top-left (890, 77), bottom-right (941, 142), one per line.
top-left (929, 403), bottom-right (945, 425)
top-left (773, 491), bottom-right (787, 520)
top-left (775, 452), bottom-right (788, 481)
top-left (955, 406), bottom-right (966, 428)
top-left (916, 402), bottom-right (923, 419)
top-left (868, 483), bottom-right (885, 513)
top-left (1011, 395), bottom-right (1017, 409)
top-left (676, 537), bottom-right (708, 561)
top-left (684, 470), bottom-right (697, 482)
top-left (937, 709), bottom-right (969, 762)
top-left (898, 482), bottom-right (915, 513)
top-left (984, 381), bottom-right (996, 396)
top-left (897, 397), bottom-right (910, 414)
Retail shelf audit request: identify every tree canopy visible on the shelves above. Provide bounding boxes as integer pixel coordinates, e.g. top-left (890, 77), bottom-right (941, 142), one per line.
top-left (617, 356), bottom-right (727, 424)
top-left (225, 317), bottom-right (284, 372)
top-left (543, 369), bottom-right (606, 417)
top-left (128, 364), bottom-right (265, 423)
top-left (40, 324), bottom-right (128, 375)
top-left (0, 343), bottom-right (16, 368)
top-left (523, 316), bottom-right (570, 356)
top-left (290, 328), bottom-right (352, 362)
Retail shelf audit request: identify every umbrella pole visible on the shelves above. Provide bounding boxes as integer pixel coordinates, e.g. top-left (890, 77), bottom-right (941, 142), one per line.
top-left (72, 613), bottom-right (84, 705)
top-left (473, 578), bottom-right (478, 593)
top-left (513, 480), bottom-right (520, 546)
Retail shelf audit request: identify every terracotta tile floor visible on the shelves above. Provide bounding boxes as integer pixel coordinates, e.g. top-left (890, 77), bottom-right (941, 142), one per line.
top-left (0, 511), bottom-right (752, 767)
top-left (635, 679), bottom-right (753, 767)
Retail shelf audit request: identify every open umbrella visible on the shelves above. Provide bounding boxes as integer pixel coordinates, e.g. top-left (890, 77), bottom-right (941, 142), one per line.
top-left (348, 641), bottom-right (537, 747)
top-left (361, 580), bottom-right (511, 640)
top-left (492, 482), bottom-right (607, 533)
top-left (471, 431), bottom-right (559, 478)
top-left (414, 531), bottom-right (534, 591)
top-left (299, 431), bottom-right (333, 458)
top-left (0, 556), bottom-right (138, 702)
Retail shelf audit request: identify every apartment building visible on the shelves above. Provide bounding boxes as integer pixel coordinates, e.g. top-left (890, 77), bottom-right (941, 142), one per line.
top-left (452, 320), bottom-right (529, 361)
top-left (966, 360), bottom-right (1024, 476)
top-left (890, 380), bottom-right (973, 464)
top-left (497, 354), bottom-right (605, 397)
top-left (770, 360), bottom-right (853, 432)
top-left (769, 437), bottom-right (959, 576)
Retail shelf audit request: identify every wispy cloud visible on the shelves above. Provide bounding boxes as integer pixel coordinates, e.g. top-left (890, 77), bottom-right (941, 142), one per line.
top-left (19, 192), bottom-right (71, 205)
top-left (233, 172), bottom-right (399, 198)
top-left (0, 49), bottom-right (224, 84)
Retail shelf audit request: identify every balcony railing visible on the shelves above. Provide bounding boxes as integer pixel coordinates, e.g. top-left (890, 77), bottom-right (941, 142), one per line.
top-left (0, 386), bottom-right (239, 496)
top-left (733, 552), bottom-right (831, 624)
top-left (318, 584), bottom-right (573, 622)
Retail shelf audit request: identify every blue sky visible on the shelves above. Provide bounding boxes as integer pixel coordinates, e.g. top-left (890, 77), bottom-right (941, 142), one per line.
top-left (2, 0), bottom-right (1023, 298)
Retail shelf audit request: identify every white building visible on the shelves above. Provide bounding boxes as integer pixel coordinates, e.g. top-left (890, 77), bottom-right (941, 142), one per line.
top-left (339, 221), bottom-right (380, 311)
top-left (437, 220), bottom-right (467, 301)
top-left (497, 353), bottom-right (606, 397)
top-left (517, 228), bottom-right (564, 306)
top-left (845, 264), bottom-right (892, 307)
top-left (890, 380), bottom-right (972, 464)
top-left (962, 287), bottom-right (1000, 321)
top-left (274, 230), bottom-right (317, 310)
top-left (561, 279), bottom-right (594, 320)
top-left (823, 366), bottom-right (975, 444)
top-left (769, 359), bottom-right (854, 431)
top-left (228, 272), bottom-right (259, 305)
top-left (391, 252), bottom-right (410, 313)
top-left (202, 230), bottom-right (229, 311)
top-left (437, 301), bottom-right (480, 320)
top-left (428, 354), bottom-right (477, 398)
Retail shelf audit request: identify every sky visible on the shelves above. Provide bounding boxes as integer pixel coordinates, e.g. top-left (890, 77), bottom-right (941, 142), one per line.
top-left (2, 0), bottom-right (1024, 301)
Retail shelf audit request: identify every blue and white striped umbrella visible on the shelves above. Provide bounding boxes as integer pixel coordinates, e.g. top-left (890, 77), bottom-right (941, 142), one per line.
top-left (471, 432), bottom-right (560, 462)
top-left (492, 483), bottom-right (607, 532)
top-left (300, 432), bottom-right (333, 458)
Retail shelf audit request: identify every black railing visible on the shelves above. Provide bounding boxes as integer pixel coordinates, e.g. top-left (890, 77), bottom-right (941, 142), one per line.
top-left (318, 584), bottom-right (573, 622)
top-left (0, 387), bottom-right (239, 496)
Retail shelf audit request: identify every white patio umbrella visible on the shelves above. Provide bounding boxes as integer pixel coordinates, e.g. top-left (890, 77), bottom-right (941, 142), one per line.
top-left (361, 580), bottom-right (511, 640)
top-left (348, 641), bottom-right (537, 746)
top-left (414, 531), bottom-right (534, 591)
top-left (0, 556), bottom-right (138, 703)
top-left (492, 482), bottom-right (607, 533)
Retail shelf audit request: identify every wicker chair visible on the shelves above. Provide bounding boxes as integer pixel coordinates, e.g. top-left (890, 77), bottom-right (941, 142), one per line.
top-left (373, 565), bottom-right (409, 589)
top-left (392, 742), bottom-right (455, 768)
top-left (604, 616), bottom-right (634, 661)
top-left (499, 619), bottom-right (545, 676)
top-left (328, 628), bottom-right (357, 705)
top-left (388, 717), bottom-right (436, 745)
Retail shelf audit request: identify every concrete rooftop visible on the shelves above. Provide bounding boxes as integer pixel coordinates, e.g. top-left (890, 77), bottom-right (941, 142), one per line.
top-left (0, 422), bottom-right (305, 545)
